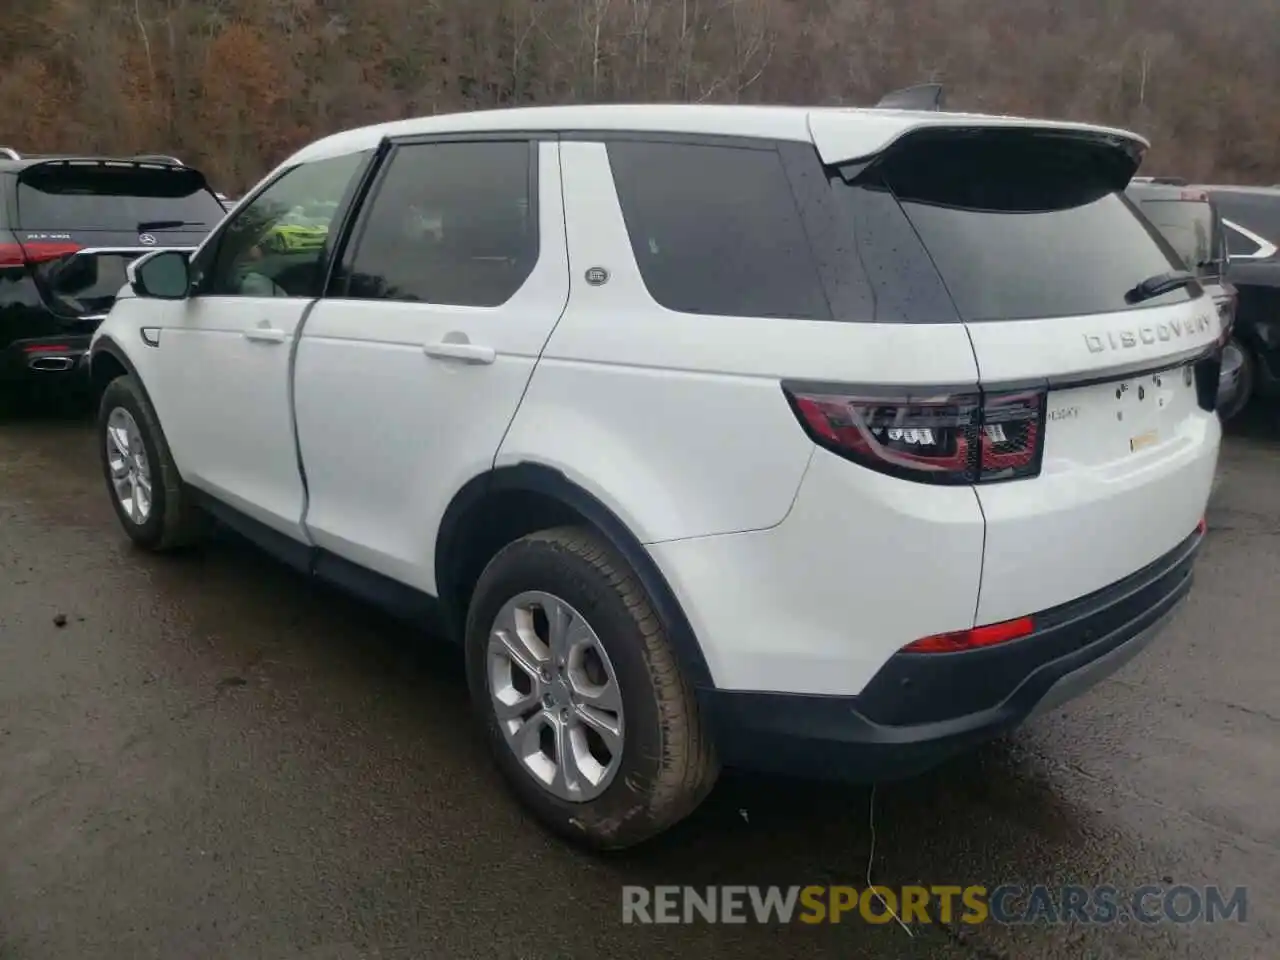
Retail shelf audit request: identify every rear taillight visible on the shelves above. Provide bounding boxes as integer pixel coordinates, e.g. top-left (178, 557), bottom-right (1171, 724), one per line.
top-left (904, 615), bottom-right (1035, 654)
top-left (0, 241), bottom-right (82, 268)
top-left (783, 383), bottom-right (1047, 485)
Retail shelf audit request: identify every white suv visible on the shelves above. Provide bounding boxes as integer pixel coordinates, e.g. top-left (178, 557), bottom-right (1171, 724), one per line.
top-left (89, 105), bottom-right (1222, 849)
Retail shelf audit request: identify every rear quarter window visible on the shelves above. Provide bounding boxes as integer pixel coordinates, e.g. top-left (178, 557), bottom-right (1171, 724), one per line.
top-left (606, 140), bottom-right (832, 320)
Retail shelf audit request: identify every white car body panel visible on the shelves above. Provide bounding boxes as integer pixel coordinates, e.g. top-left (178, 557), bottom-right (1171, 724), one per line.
top-left (292, 142), bottom-right (570, 592)
top-left (649, 447), bottom-right (987, 695)
top-left (150, 296), bottom-right (313, 540)
top-left (967, 304), bottom-right (1221, 624)
top-left (497, 140), bottom-right (983, 546)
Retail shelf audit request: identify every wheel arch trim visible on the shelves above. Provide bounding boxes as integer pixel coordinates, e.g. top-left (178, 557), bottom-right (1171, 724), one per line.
top-left (435, 462), bottom-right (716, 690)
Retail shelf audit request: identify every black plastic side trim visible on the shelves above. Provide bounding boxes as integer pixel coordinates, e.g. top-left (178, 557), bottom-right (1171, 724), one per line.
top-left (854, 527), bottom-right (1202, 725)
top-left (312, 551), bottom-right (446, 634)
top-left (186, 489), bottom-right (446, 634)
top-left (700, 529), bottom-right (1201, 782)
top-left (89, 334), bottom-right (155, 404)
top-left (189, 489), bottom-right (312, 575)
top-left (435, 464), bottom-right (715, 689)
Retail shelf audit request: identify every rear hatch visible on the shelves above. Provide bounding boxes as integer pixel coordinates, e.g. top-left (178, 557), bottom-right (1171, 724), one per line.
top-left (811, 122), bottom-right (1221, 624)
top-left (13, 160), bottom-right (222, 329)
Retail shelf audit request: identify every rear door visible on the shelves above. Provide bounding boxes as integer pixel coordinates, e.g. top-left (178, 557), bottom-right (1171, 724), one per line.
top-left (867, 127), bottom-right (1220, 623)
top-left (295, 137), bottom-right (568, 593)
top-left (13, 160), bottom-right (223, 330)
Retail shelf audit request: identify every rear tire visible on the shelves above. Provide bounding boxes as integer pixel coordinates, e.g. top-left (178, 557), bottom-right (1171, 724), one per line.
top-left (98, 374), bottom-right (206, 550)
top-left (465, 526), bottom-right (719, 851)
top-left (1219, 337), bottom-right (1255, 423)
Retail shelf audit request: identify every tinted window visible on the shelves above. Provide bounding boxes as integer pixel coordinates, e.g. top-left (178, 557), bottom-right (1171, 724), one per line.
top-left (201, 151), bottom-right (366, 298)
top-left (1135, 199), bottom-right (1215, 273)
top-left (1225, 223), bottom-right (1263, 257)
top-left (16, 165), bottom-right (224, 230)
top-left (607, 140), bottom-right (830, 320)
top-left (1210, 192), bottom-right (1280, 249)
top-left (878, 133), bottom-right (1190, 321)
top-left (341, 140), bottom-right (536, 307)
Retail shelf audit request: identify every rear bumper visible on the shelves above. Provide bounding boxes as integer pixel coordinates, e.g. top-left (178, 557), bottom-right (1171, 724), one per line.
top-left (700, 527), bottom-right (1202, 782)
top-left (1, 335), bottom-right (92, 385)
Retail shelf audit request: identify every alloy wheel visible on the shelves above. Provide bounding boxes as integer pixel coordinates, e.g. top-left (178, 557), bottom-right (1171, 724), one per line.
top-left (487, 591), bottom-right (625, 802)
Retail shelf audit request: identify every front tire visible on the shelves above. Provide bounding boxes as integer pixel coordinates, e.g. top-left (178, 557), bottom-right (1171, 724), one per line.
top-left (465, 526), bottom-right (718, 850)
top-left (98, 375), bottom-right (205, 550)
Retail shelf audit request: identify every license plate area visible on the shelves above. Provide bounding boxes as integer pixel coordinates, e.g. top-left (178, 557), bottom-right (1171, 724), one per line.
top-left (1113, 365), bottom-right (1191, 451)
top-left (1043, 363), bottom-right (1199, 465)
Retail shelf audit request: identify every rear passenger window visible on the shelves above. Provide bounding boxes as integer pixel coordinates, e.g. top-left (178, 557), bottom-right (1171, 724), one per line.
top-left (340, 140), bottom-right (537, 308)
top-left (606, 141), bottom-right (831, 320)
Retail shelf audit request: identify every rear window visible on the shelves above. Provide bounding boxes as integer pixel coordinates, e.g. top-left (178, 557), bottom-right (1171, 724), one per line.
top-left (875, 132), bottom-right (1192, 322)
top-left (16, 164), bottom-right (224, 231)
top-left (606, 140), bottom-right (831, 320)
top-left (1134, 199), bottom-right (1217, 274)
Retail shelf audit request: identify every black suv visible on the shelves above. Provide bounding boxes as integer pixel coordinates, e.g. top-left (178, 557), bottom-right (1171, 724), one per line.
top-left (1203, 185), bottom-right (1280, 416)
top-left (0, 151), bottom-right (224, 398)
top-left (1125, 180), bottom-right (1245, 418)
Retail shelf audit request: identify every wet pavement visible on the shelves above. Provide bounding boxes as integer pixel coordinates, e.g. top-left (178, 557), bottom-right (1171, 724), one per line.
top-left (0, 400), bottom-right (1276, 959)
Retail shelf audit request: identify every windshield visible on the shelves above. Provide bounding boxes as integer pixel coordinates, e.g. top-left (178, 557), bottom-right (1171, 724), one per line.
top-left (16, 165), bottom-right (224, 231)
top-left (1135, 198), bottom-right (1218, 278)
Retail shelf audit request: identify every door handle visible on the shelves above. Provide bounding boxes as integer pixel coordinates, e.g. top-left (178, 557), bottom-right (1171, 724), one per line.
top-left (423, 339), bottom-right (496, 365)
top-left (244, 325), bottom-right (286, 344)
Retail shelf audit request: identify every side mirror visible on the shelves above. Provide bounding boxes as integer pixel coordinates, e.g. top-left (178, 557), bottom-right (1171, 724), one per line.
top-left (129, 249), bottom-right (191, 299)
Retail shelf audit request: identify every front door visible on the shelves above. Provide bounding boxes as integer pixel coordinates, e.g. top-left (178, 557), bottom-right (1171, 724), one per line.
top-left (150, 151), bottom-right (370, 540)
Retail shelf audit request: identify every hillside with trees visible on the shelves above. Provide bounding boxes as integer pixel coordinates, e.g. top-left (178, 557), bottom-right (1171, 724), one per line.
top-left (3, 0), bottom-right (1278, 192)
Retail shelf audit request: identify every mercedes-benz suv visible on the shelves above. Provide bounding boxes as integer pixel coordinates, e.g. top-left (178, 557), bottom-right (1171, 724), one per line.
top-left (0, 153), bottom-right (223, 403)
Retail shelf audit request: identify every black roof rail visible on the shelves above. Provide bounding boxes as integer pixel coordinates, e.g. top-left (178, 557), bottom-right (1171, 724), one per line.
top-left (0, 146), bottom-right (20, 160)
top-left (874, 83), bottom-right (946, 112)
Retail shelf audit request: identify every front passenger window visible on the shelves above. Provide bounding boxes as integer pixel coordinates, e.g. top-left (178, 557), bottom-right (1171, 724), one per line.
top-left (198, 152), bottom-right (367, 298)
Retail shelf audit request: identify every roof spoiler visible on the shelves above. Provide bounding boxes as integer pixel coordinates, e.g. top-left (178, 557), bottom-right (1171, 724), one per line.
top-left (874, 83), bottom-right (946, 112)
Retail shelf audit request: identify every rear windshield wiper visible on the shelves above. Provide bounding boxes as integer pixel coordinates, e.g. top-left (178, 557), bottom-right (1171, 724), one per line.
top-left (136, 219), bottom-right (206, 230)
top-left (1125, 269), bottom-right (1198, 305)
